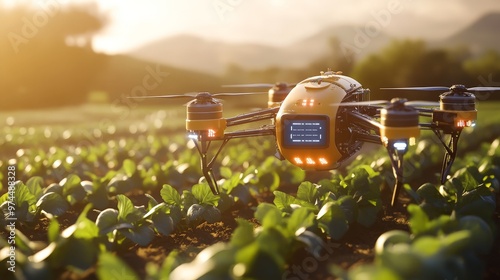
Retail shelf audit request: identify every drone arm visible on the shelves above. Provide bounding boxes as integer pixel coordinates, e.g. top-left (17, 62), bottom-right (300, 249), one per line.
top-left (347, 111), bottom-right (383, 132)
top-left (223, 126), bottom-right (276, 139)
top-left (351, 131), bottom-right (383, 145)
top-left (226, 107), bottom-right (280, 127)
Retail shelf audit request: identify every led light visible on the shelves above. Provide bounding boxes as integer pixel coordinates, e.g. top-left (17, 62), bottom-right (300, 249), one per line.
top-left (309, 99), bottom-right (315, 106)
top-left (409, 137), bottom-right (416, 146)
top-left (393, 141), bottom-right (407, 151)
top-left (319, 158), bottom-right (328, 165)
top-left (456, 120), bottom-right (466, 128)
top-left (306, 157), bottom-right (315, 165)
top-left (294, 157), bottom-right (303, 164)
top-left (208, 129), bottom-right (216, 138)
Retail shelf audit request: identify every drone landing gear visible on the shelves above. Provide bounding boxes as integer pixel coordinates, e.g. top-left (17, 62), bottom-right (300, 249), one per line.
top-left (385, 141), bottom-right (407, 207)
top-left (433, 129), bottom-right (462, 184)
top-left (191, 134), bottom-right (230, 195)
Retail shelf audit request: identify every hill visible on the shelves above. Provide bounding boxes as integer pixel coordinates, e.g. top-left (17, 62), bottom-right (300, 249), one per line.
top-left (438, 12), bottom-right (500, 53)
top-left (129, 25), bottom-right (392, 75)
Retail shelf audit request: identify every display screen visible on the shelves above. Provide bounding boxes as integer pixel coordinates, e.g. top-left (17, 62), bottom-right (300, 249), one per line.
top-left (282, 115), bottom-right (329, 148)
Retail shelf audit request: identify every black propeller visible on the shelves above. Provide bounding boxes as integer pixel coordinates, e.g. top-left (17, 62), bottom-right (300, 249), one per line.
top-left (222, 82), bottom-right (296, 89)
top-left (331, 99), bottom-right (440, 107)
top-left (128, 91), bottom-right (267, 100)
top-left (381, 85), bottom-right (500, 92)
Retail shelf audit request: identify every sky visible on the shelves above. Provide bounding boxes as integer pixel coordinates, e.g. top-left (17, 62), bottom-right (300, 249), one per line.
top-left (2, 0), bottom-right (500, 54)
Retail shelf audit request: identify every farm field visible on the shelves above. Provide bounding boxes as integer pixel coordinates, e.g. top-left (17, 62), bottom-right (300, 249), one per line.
top-left (0, 101), bottom-right (499, 280)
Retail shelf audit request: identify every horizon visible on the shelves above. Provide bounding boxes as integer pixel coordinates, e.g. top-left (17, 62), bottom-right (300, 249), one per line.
top-left (2, 0), bottom-right (500, 55)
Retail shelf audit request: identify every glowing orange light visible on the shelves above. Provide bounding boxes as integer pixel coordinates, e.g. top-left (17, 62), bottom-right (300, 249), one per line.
top-left (294, 157), bottom-right (303, 164)
top-left (208, 129), bottom-right (216, 137)
top-left (455, 119), bottom-right (475, 128)
top-left (306, 158), bottom-right (315, 165)
top-left (319, 158), bottom-right (328, 165)
top-left (300, 99), bottom-right (315, 107)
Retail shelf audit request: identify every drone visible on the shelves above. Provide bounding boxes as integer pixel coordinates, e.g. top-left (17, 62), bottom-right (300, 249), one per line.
top-left (134, 70), bottom-right (500, 206)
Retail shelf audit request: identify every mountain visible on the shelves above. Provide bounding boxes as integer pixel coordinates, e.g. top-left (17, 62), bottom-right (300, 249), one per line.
top-left (128, 12), bottom-right (500, 76)
top-left (129, 25), bottom-right (392, 75)
top-left (438, 12), bottom-right (500, 53)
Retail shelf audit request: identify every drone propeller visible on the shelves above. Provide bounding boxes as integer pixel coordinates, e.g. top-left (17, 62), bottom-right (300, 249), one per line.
top-left (128, 91), bottom-right (267, 100)
top-left (331, 100), bottom-right (440, 107)
top-left (381, 85), bottom-right (500, 92)
top-left (222, 83), bottom-right (296, 89)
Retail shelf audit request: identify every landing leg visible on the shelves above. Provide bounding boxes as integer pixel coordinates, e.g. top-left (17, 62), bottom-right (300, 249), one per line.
top-left (385, 140), bottom-right (408, 207)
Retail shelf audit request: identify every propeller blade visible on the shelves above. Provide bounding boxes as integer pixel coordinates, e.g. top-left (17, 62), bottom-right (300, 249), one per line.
top-left (212, 92), bottom-right (268, 97)
top-left (127, 93), bottom-right (196, 99)
top-left (223, 83), bottom-right (296, 89)
top-left (332, 100), bottom-right (389, 107)
top-left (404, 101), bottom-right (440, 107)
top-left (222, 83), bottom-right (275, 88)
top-left (467, 86), bottom-right (500, 92)
top-left (381, 86), bottom-right (450, 91)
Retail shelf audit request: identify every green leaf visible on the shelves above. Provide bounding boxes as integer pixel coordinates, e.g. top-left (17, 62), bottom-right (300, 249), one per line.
top-left (47, 218), bottom-right (60, 243)
top-left (14, 181), bottom-right (37, 207)
top-left (295, 229), bottom-right (325, 259)
top-left (255, 203), bottom-right (282, 227)
top-left (74, 204), bottom-right (99, 239)
top-left (60, 174), bottom-right (82, 197)
top-left (403, 183), bottom-right (421, 203)
top-left (117, 194), bottom-right (142, 223)
top-left (121, 224), bottom-right (155, 246)
top-left (186, 203), bottom-right (205, 224)
top-left (107, 175), bottom-right (134, 195)
top-left (160, 184), bottom-right (181, 206)
top-left (338, 196), bottom-right (358, 224)
top-left (202, 205), bottom-right (222, 223)
top-left (265, 171), bottom-right (281, 191)
top-left (287, 207), bottom-right (314, 234)
top-left (357, 205), bottom-right (379, 227)
top-left (122, 159), bottom-right (136, 177)
top-left (97, 252), bottom-right (140, 280)
top-left (192, 183), bottom-right (219, 206)
top-left (407, 204), bottom-right (429, 236)
top-left (182, 190), bottom-right (197, 210)
top-left (273, 191), bottom-right (296, 212)
top-left (230, 219), bottom-right (255, 248)
top-left (317, 202), bottom-right (349, 240)
top-left (96, 208), bottom-right (119, 234)
top-left (143, 202), bottom-right (166, 219)
top-left (220, 166), bottom-right (232, 178)
top-left (26, 176), bottom-right (44, 200)
top-left (36, 192), bottom-right (69, 217)
top-left (152, 210), bottom-right (175, 236)
top-left (296, 182), bottom-right (318, 204)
